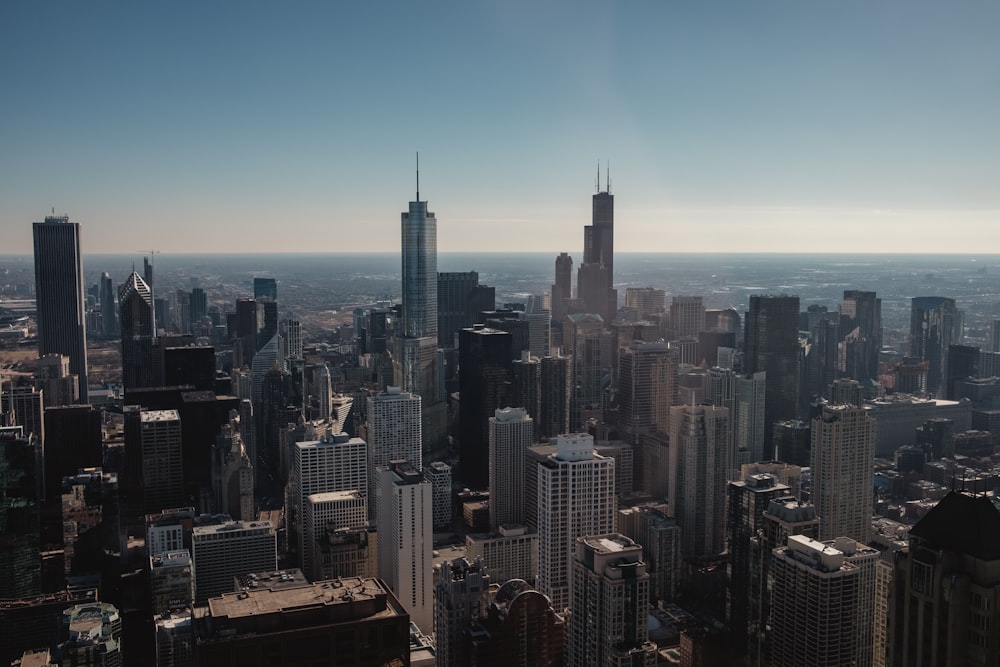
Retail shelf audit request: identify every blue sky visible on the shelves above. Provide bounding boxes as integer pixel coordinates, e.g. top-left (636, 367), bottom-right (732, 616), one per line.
top-left (2, 1), bottom-right (998, 254)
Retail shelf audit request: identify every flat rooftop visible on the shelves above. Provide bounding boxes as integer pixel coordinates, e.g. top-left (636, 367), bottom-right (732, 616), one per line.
top-left (206, 577), bottom-right (392, 621)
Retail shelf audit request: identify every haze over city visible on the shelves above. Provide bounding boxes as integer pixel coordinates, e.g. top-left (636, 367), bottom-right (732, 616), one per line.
top-left (2, 0), bottom-right (999, 254)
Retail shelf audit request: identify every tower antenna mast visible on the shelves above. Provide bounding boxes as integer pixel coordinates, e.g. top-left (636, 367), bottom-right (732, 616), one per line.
top-left (416, 152), bottom-right (420, 202)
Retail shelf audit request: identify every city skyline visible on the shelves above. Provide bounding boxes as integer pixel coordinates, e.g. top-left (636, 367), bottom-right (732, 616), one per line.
top-left (2, 1), bottom-right (998, 255)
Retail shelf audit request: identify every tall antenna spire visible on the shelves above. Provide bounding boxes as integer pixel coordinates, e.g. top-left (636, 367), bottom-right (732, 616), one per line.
top-left (596, 160), bottom-right (600, 193)
top-left (416, 152), bottom-right (420, 201)
top-left (607, 162), bottom-right (611, 194)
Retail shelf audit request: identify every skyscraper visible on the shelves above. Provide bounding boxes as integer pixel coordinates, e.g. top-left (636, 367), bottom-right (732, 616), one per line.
top-left (564, 313), bottom-right (608, 429)
top-left (910, 296), bottom-right (961, 396)
top-left (744, 295), bottom-right (800, 449)
top-left (579, 177), bottom-right (616, 323)
top-left (119, 271), bottom-right (155, 390)
top-left (33, 215), bottom-right (88, 401)
top-left (124, 408), bottom-right (185, 514)
top-left (366, 387), bottom-right (422, 472)
top-left (568, 534), bottom-right (657, 667)
top-left (668, 403), bottom-right (730, 561)
top-left (99, 272), bottom-right (117, 337)
top-left (397, 173), bottom-right (446, 453)
top-left (458, 326), bottom-right (512, 489)
top-left (488, 407), bottom-right (533, 529)
top-left (841, 290), bottom-right (882, 384)
top-left (375, 460), bottom-right (433, 633)
top-left (811, 404), bottom-right (875, 543)
top-left (538, 353), bottom-right (571, 440)
top-left (618, 341), bottom-right (678, 445)
top-left (551, 252), bottom-right (574, 326)
top-left (435, 557), bottom-right (491, 667)
top-left (536, 433), bottom-right (615, 611)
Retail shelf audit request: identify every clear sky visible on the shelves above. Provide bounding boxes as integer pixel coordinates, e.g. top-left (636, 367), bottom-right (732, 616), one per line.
top-left (2, 1), bottom-right (998, 255)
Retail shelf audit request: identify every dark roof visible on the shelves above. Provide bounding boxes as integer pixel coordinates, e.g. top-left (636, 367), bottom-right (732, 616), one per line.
top-left (909, 491), bottom-right (1000, 561)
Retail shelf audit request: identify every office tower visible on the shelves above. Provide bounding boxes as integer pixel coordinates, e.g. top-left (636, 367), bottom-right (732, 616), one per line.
top-left (124, 408), bottom-right (185, 513)
top-left (616, 503), bottom-right (681, 605)
top-left (625, 287), bottom-right (666, 320)
top-left (155, 611), bottom-right (193, 667)
top-left (706, 366), bottom-right (737, 469)
top-left (552, 252), bottom-right (574, 325)
top-left (303, 490), bottom-right (367, 580)
top-left (252, 277), bottom-right (277, 302)
top-left (61, 468), bottom-right (120, 580)
top-left (887, 491), bottom-right (1000, 666)
top-left (915, 417), bottom-right (955, 460)
top-left (769, 536), bottom-right (869, 667)
top-left (189, 286), bottom-right (207, 327)
top-left (32, 215), bottom-right (88, 401)
top-left (811, 404), bottom-right (875, 543)
top-left (744, 295), bottom-right (800, 448)
top-left (160, 343), bottom-right (215, 390)
top-left (618, 342), bottom-right (678, 445)
top-left (536, 434), bottom-right (615, 610)
top-left (281, 320), bottom-right (301, 362)
top-left (1, 385), bottom-right (44, 446)
top-left (510, 351), bottom-right (540, 437)
top-left (564, 313), bottom-right (608, 429)
top-left (423, 460), bottom-right (452, 529)
top-left (539, 353), bottom-right (571, 440)
top-left (43, 405), bottom-right (103, 503)
top-left (367, 386), bottom-right (422, 472)
top-left (375, 460), bottom-right (433, 632)
top-left (488, 407), bottom-right (533, 529)
top-left (435, 557), bottom-right (491, 667)
top-left (524, 294), bottom-right (551, 358)
top-left (397, 180), bottom-right (447, 455)
top-left (568, 535), bottom-right (656, 667)
top-left (669, 296), bottom-right (705, 339)
top-left (146, 507), bottom-right (197, 558)
top-left (234, 297), bottom-right (263, 364)
top-left (668, 403), bottom-right (730, 561)
top-left (910, 296), bottom-right (961, 395)
top-left (34, 353), bottom-right (79, 407)
top-left (192, 577), bottom-right (410, 667)
top-left (804, 313), bottom-right (839, 407)
top-left (468, 579), bottom-right (566, 666)
top-left (150, 550), bottom-right (194, 615)
top-left (772, 419), bottom-right (810, 467)
top-left (99, 272), bottom-right (117, 337)
top-left (577, 178), bottom-right (617, 324)
top-left (990, 319), bottom-right (1000, 353)
top-left (0, 435), bottom-right (41, 598)
top-left (945, 344), bottom-right (979, 399)
top-left (118, 270), bottom-right (155, 390)
top-left (191, 520), bottom-right (276, 603)
top-left (458, 327), bottom-right (512, 489)
top-left (249, 332), bottom-right (282, 403)
top-left (314, 365), bottom-right (332, 420)
top-left (312, 524), bottom-right (377, 581)
top-left (53, 602), bottom-right (122, 666)
top-left (727, 473), bottom-right (790, 657)
top-left (699, 330), bottom-right (737, 368)
top-left (437, 271), bottom-right (495, 348)
top-left (841, 290), bottom-right (882, 384)
top-left (290, 434), bottom-right (368, 570)
top-left (211, 420), bottom-right (253, 521)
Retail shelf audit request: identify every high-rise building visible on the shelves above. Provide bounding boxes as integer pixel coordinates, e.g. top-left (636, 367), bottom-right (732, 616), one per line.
top-left (99, 272), bottom-right (117, 337)
top-left (375, 460), bottom-right (433, 632)
top-left (425, 460), bottom-right (452, 529)
top-left (252, 277), bottom-right (277, 302)
top-left (539, 353), bottom-right (571, 440)
top-left (625, 287), bottom-right (666, 320)
top-left (841, 290), bottom-right (882, 384)
top-left (125, 408), bottom-right (185, 513)
top-left (536, 434), bottom-right (615, 611)
top-left (367, 386), bottom-right (422, 473)
top-left (0, 434), bottom-right (41, 599)
top-left (945, 344), bottom-right (979, 400)
top-left (552, 252), bottom-right (574, 326)
top-left (34, 353), bottom-right (79, 407)
top-left (468, 579), bottom-right (566, 666)
top-left (1, 385), bottom-right (44, 448)
top-left (769, 535), bottom-right (871, 667)
top-left (811, 404), bottom-right (875, 543)
top-left (669, 295), bottom-right (705, 339)
top-left (303, 490), bottom-right (367, 581)
top-left (726, 473), bottom-right (790, 657)
top-left (568, 534), bottom-right (656, 666)
top-left (211, 420), bottom-right (254, 521)
top-left (119, 270), bottom-right (156, 389)
top-left (33, 215), bottom-right (88, 401)
top-left (745, 295), bottom-right (800, 449)
top-left (668, 403), bottom-right (730, 561)
top-left (458, 327), bottom-right (512, 489)
top-left (910, 296), bottom-right (961, 396)
top-left (989, 319), bottom-right (1000, 353)
top-left (510, 351), bottom-right (541, 438)
top-left (488, 407), bottom-right (533, 529)
top-left (576, 181), bottom-right (616, 324)
top-left (564, 313), bottom-right (608, 430)
top-left (43, 405), bottom-right (103, 504)
top-left (290, 434), bottom-right (367, 571)
top-left (150, 550), bottom-right (194, 615)
top-left (397, 179), bottom-right (447, 454)
top-left (437, 271), bottom-right (495, 348)
top-left (435, 557), bottom-right (491, 667)
top-left (61, 468), bottom-right (120, 580)
top-left (54, 602), bottom-right (122, 666)
top-left (524, 294), bottom-right (551, 358)
top-left (615, 503), bottom-right (680, 605)
top-left (465, 524), bottom-right (538, 584)
top-left (887, 491), bottom-right (1000, 666)
top-left (772, 419), bottom-right (811, 467)
top-left (191, 520), bottom-right (276, 603)
top-left (618, 342), bottom-right (678, 445)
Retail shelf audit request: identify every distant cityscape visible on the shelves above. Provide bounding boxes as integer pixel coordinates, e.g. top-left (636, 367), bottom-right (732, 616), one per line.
top-left (2, 185), bottom-right (1000, 666)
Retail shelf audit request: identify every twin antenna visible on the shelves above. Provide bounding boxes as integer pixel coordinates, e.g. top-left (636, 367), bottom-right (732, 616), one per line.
top-left (595, 160), bottom-right (611, 194)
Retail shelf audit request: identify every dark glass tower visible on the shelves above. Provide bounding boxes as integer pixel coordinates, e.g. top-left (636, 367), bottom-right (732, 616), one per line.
top-left (119, 271), bottom-right (154, 390)
top-left (840, 290), bottom-right (881, 384)
top-left (458, 327), bottom-right (512, 489)
top-left (33, 215), bottom-right (88, 401)
top-left (910, 296), bottom-right (961, 396)
top-left (744, 295), bottom-right (800, 449)
top-left (576, 179), bottom-right (617, 324)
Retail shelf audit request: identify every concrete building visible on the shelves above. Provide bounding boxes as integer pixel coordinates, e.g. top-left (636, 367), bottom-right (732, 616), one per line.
top-left (131, 409), bottom-right (185, 513)
top-left (425, 460), bottom-right (452, 529)
top-left (567, 534), bottom-right (657, 666)
top-left (465, 524), bottom-right (538, 585)
top-left (375, 460), bottom-right (433, 633)
top-left (154, 611), bottom-right (193, 667)
top-left (812, 404), bottom-right (875, 543)
top-left (312, 524), bottom-right (377, 582)
top-left (617, 342), bottom-right (678, 446)
top-left (191, 520), bottom-right (276, 603)
top-left (54, 602), bottom-right (121, 666)
top-left (150, 550), bottom-right (194, 615)
top-left (435, 557), bottom-right (491, 667)
top-left (303, 490), bottom-right (367, 581)
top-left (489, 407), bottom-right (534, 529)
top-left (538, 353), bottom-right (571, 440)
top-left (536, 434), bottom-right (615, 611)
top-left (616, 503), bottom-right (680, 605)
top-left (744, 295), bottom-right (800, 448)
top-left (468, 579), bottom-right (566, 666)
top-left (367, 386), bottom-right (422, 472)
top-left (910, 296), bottom-right (961, 396)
